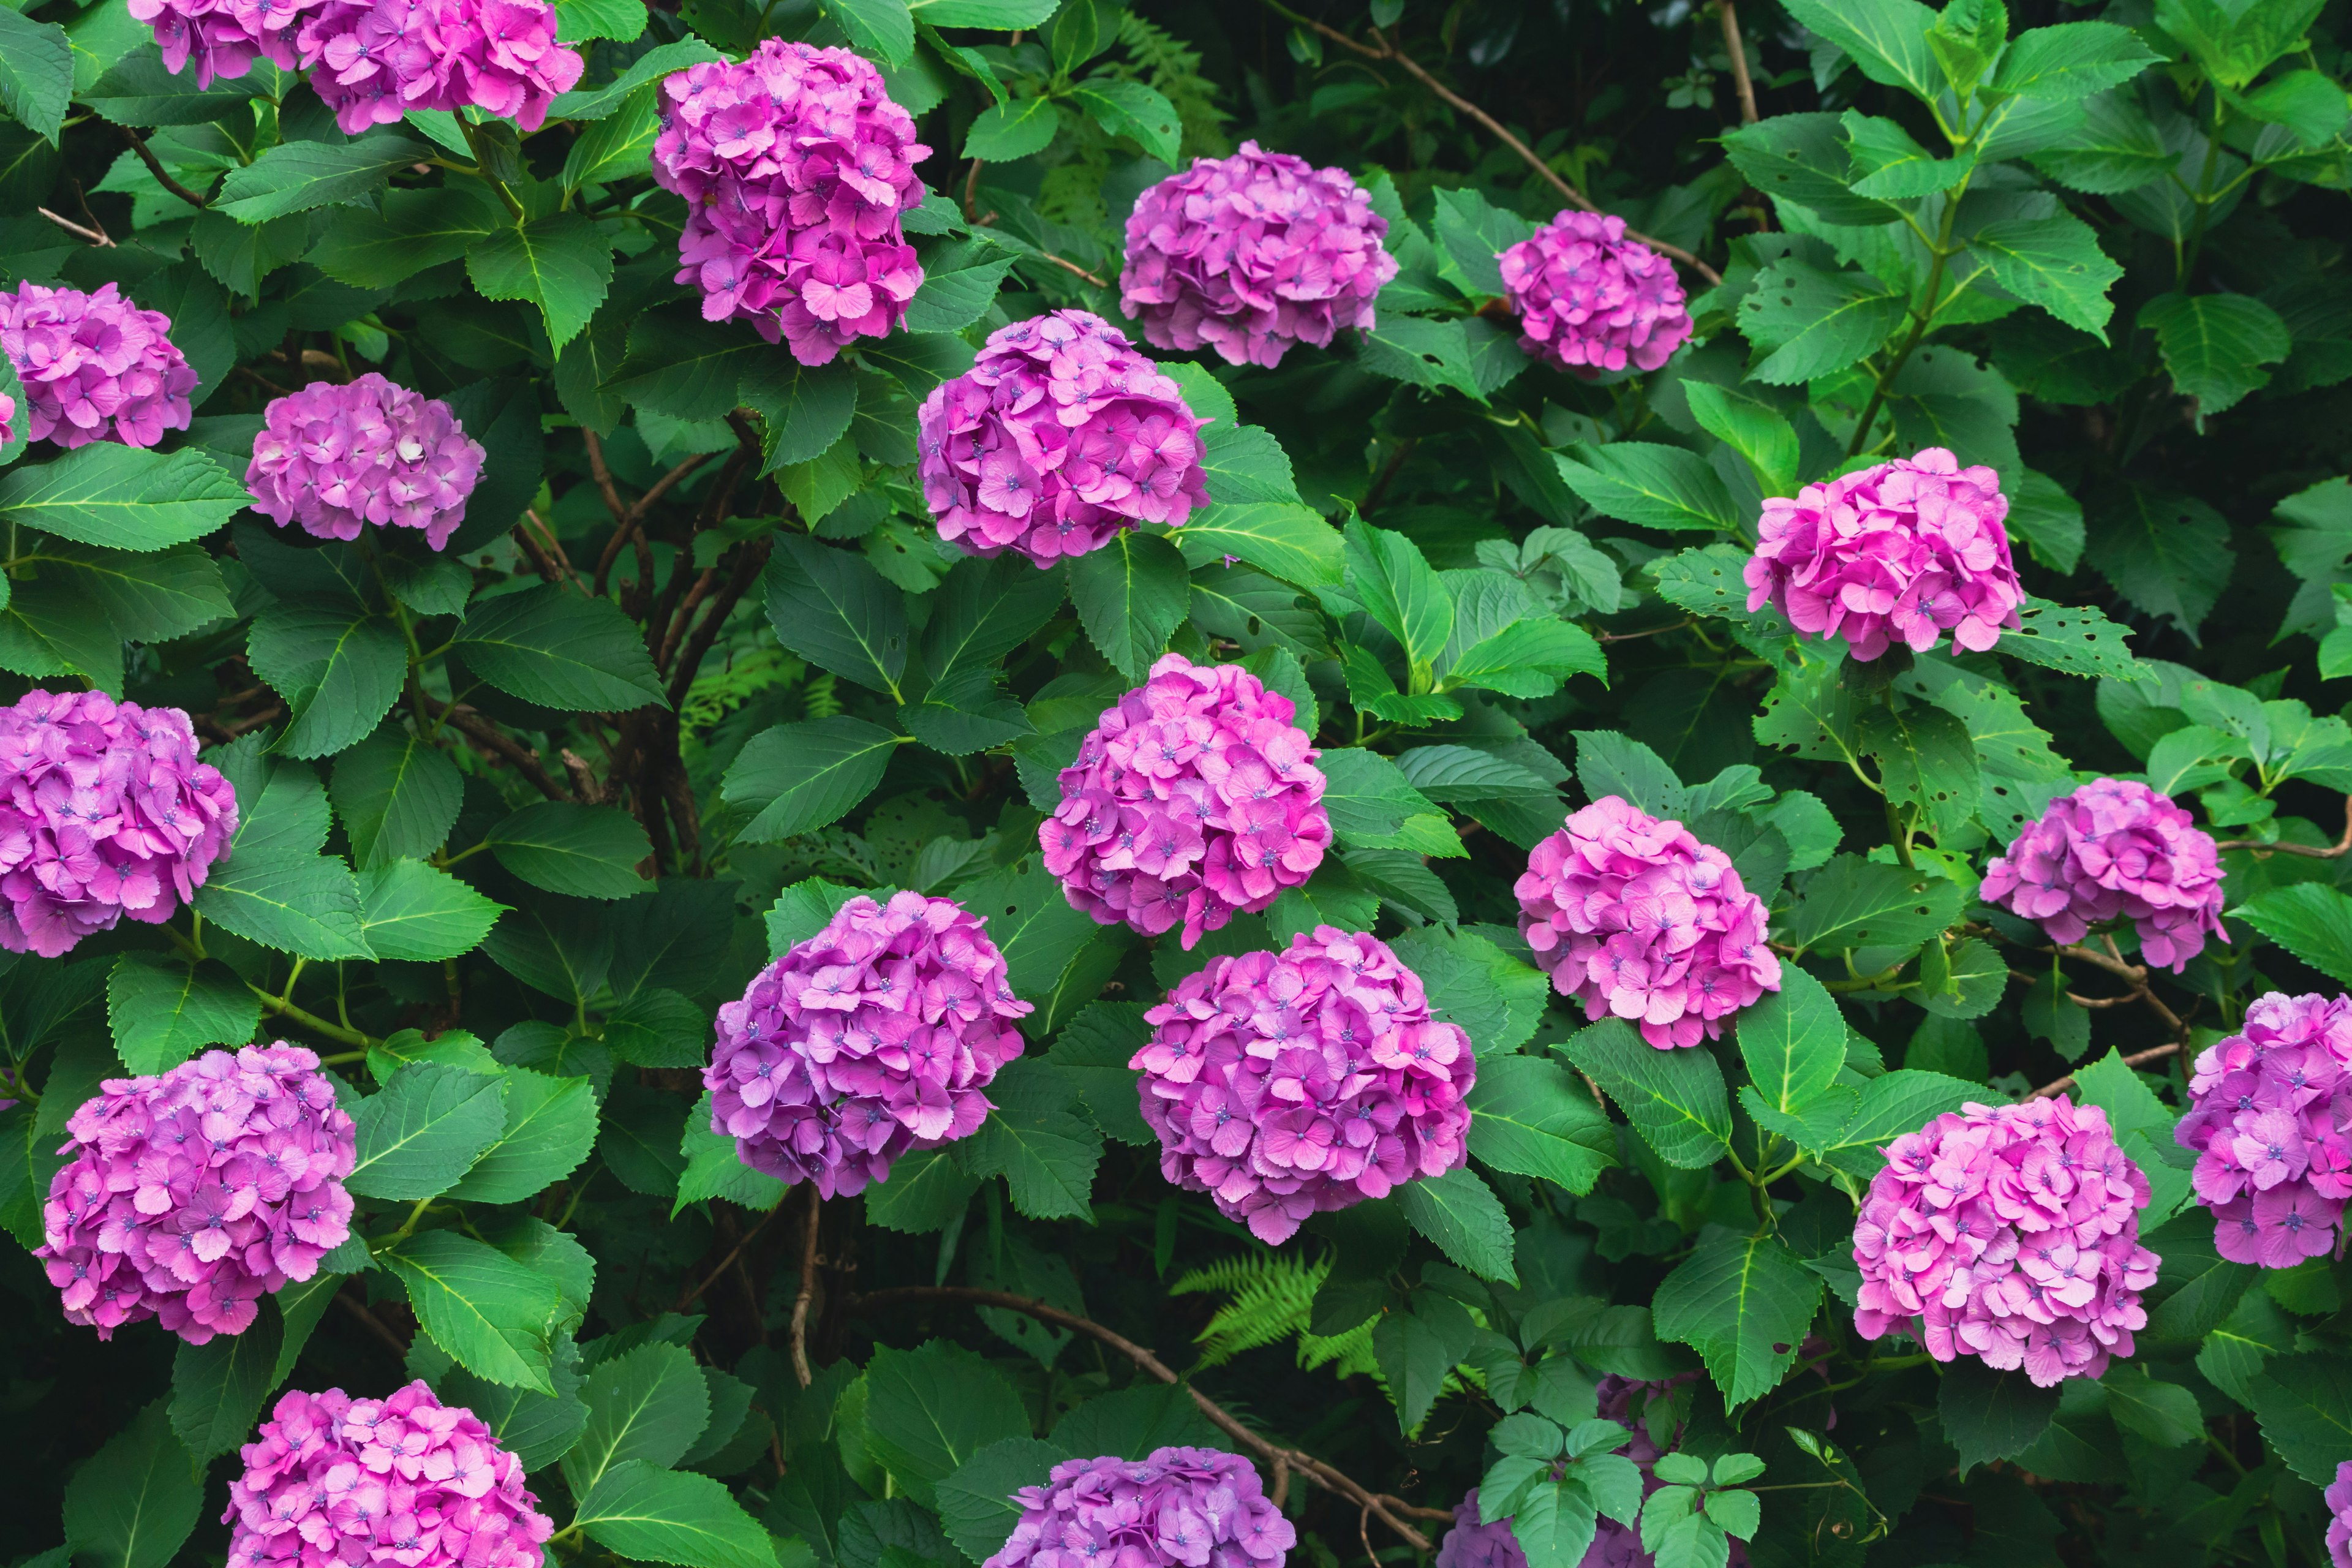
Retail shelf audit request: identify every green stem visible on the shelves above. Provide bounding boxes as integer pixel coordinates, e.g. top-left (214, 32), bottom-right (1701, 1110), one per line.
top-left (251, 984), bottom-right (379, 1052)
top-left (458, 119), bottom-right (527, 222)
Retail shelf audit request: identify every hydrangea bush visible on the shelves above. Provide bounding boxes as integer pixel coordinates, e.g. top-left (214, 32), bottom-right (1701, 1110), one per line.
top-left (8, 3), bottom-right (2352, 1567)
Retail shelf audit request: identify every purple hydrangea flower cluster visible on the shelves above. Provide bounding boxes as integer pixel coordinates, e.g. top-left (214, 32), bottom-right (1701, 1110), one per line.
top-left (293, 0), bottom-right (582, 135)
top-left (129, 0), bottom-right (314, 89)
top-left (36, 1044), bottom-right (355, 1344)
top-left (707, 891), bottom-right (1030, 1199)
top-left (225, 1380), bottom-right (556, 1568)
top-left (0, 690), bottom-right (239, 959)
top-left (1133, 925), bottom-right (1473, 1245)
top-left (984, 1447), bottom-right (1295, 1568)
top-left (246, 374), bottom-right (488, 552)
top-left (1981, 778), bottom-right (2228, 973)
top-left (1853, 1095), bottom-right (2158, 1387)
top-left (2330, 1461), bottom-right (2352, 1568)
top-left (1741, 448), bottom-right (2024, 662)
top-left (0, 389), bottom-right (13, 448)
top-left (2176, 992), bottom-right (2352, 1268)
top-left (917, 311), bottom-right (1210, 568)
top-left (1514, 796), bottom-right (1781, 1051)
top-left (652, 40), bottom-right (927, 365)
top-left (1043, 655), bottom-right (1332, 949)
top-left (0, 282), bottom-right (197, 450)
top-left (1497, 211), bottom-right (1692, 375)
top-left (1120, 141), bottom-right (1398, 369)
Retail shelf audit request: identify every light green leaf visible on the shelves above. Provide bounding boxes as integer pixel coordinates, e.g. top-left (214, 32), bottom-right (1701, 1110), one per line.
top-left (1653, 1231), bottom-right (1822, 1411)
top-left (1780, 855), bottom-right (1961, 957)
top-left (964, 96), bottom-right (1060, 160)
top-left (194, 850), bottom-right (374, 960)
top-left (358, 859), bottom-right (507, 962)
top-left (564, 1341), bottom-right (713, 1497)
top-left (724, 717), bottom-right (903, 843)
top-left (1967, 213), bottom-right (2125, 340)
top-left (1736, 967), bottom-right (1847, 1119)
top-left (2234, 884), bottom-right (2352, 986)
top-left (1168, 502), bottom-right (1343, 587)
top-left (216, 132), bottom-right (427, 222)
top-left (383, 1229), bottom-right (564, 1393)
top-left (246, 601), bottom-right (407, 760)
top-left (1070, 530), bottom-right (1189, 680)
top-left (1781, 0), bottom-right (1940, 103)
top-left (469, 212), bottom-right (614, 352)
top-left (1069, 79), bottom-right (1181, 166)
top-left (2000, 595), bottom-right (2150, 679)
top-left (348, 1061), bottom-right (508, 1200)
top-left (0, 445), bottom-right (244, 552)
top-left (1562, 1019), bottom-right (1733, 1170)
top-left (1466, 1055), bottom-right (1616, 1196)
top-left (107, 954), bottom-right (258, 1076)
top-left (1398, 1165), bottom-right (1518, 1284)
top-left (0, 6), bottom-right (73, 143)
top-left (1989, 22), bottom-right (2162, 99)
top-left (573, 1461), bottom-right (779, 1568)
top-left (1552, 443), bottom-right (1743, 532)
top-left (332, 728), bottom-right (464, 870)
top-left (1737, 261), bottom-right (1906, 385)
top-left (861, 1340), bottom-right (1030, 1509)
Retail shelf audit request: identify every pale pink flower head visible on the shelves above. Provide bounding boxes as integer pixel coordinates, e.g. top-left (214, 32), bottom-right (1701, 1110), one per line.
top-left (1133, 925), bottom-right (1471, 1244)
top-left (2177, 992), bottom-right (2352, 1267)
top-left (129, 0), bottom-right (325, 88)
top-left (918, 311), bottom-right (1210, 567)
top-left (293, 0), bottom-right (583, 134)
top-left (1043, 654), bottom-right (1330, 948)
top-left (1853, 1095), bottom-right (2158, 1387)
top-left (1980, 777), bottom-right (2228, 972)
top-left (36, 1043), bottom-right (355, 1344)
top-left (1742, 448), bottom-right (2023, 662)
top-left (986, 1447), bottom-right (1293, 1568)
top-left (1498, 211), bottom-right (1691, 375)
top-left (225, 1381), bottom-right (555, 1568)
top-left (1514, 795), bottom-right (1780, 1050)
top-left (705, 891), bottom-right (1030, 1198)
top-left (0, 282), bottom-right (197, 450)
top-left (2329, 1461), bottom-right (2352, 1568)
top-left (1120, 141), bottom-right (1398, 369)
top-left (247, 374), bottom-right (486, 551)
top-left (650, 40), bottom-right (928, 364)
top-left (0, 690), bottom-right (238, 957)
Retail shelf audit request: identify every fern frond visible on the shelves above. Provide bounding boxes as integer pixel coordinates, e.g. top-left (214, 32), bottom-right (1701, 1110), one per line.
top-left (1171, 1252), bottom-right (1328, 1369)
top-left (802, 671), bottom-right (841, 720)
top-left (680, 643), bottom-right (796, 733)
top-left (1110, 15), bottom-right (1231, 159)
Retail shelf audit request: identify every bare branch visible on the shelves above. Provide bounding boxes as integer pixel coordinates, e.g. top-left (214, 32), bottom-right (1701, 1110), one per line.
top-left (2218, 796), bottom-right (2352, 858)
top-left (119, 124), bottom-right (211, 209)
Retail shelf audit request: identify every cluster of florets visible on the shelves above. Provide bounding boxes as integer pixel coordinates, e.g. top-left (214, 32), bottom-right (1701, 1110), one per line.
top-left (129, 0), bottom-right (312, 89)
top-left (36, 1045), bottom-right (355, 1344)
top-left (1043, 655), bottom-right (1331, 949)
top-left (0, 282), bottom-right (197, 450)
top-left (917, 311), bottom-right (1210, 568)
top-left (1120, 141), bottom-right (1397, 369)
top-left (707, 892), bottom-right (1029, 1199)
top-left (0, 690), bottom-right (239, 958)
top-left (293, 0), bottom-right (582, 134)
top-left (1742, 448), bottom-right (2024, 662)
top-left (1497, 211), bottom-right (1691, 375)
top-left (2176, 992), bottom-right (2352, 1269)
top-left (986, 1447), bottom-right (1294, 1568)
top-left (225, 1381), bottom-right (555, 1568)
top-left (652, 40), bottom-right (927, 364)
top-left (0, 390), bottom-right (13, 448)
top-left (1854, 1096), bottom-right (2158, 1386)
top-left (1515, 796), bottom-right (1780, 1050)
top-left (2329, 1461), bottom-right (2352, 1568)
top-left (1134, 925), bottom-right (1473, 1245)
top-left (1981, 778), bottom-right (2228, 972)
top-left (246, 374), bottom-right (486, 552)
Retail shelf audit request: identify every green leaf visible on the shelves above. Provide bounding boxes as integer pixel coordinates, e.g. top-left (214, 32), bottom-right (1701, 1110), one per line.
top-left (1683, 382), bottom-right (1799, 496)
top-left (246, 601), bottom-right (407, 760)
top-left (564, 1341), bottom-right (713, 1496)
top-left (1318, 747), bottom-right (1462, 856)
top-left (170, 1306), bottom-right (283, 1463)
top-left (1653, 1231), bottom-right (1821, 1412)
top-left (26, 538), bottom-right (230, 643)
top-left (107, 953), bottom-right (259, 1076)
top-left (1439, 617), bottom-right (1607, 699)
top-left (2103, 1365), bottom-right (2203, 1447)
top-left (61, 1401), bottom-right (202, 1568)
top-left (1990, 22), bottom-right (2162, 99)
top-left (2139, 291), bottom-right (2291, 417)
top-left (573, 1461), bottom-right (780, 1568)
top-left (564, 85), bottom-right (662, 192)
top-left (1429, 186), bottom-right (1537, 297)
top-left (194, 849), bottom-right (373, 960)
top-left (2086, 488), bottom-right (2235, 640)
top-left (1552, 443), bottom-right (1743, 533)
top-left (861, 1341), bottom-right (1031, 1509)
top-left (1736, 967), bottom-right (1847, 1120)
top-left (1376, 1292), bottom-right (1479, 1431)
top-left (454, 583), bottom-right (666, 711)
top-left (1466, 1055), bottom-right (1616, 1196)
top-left (1780, 855), bottom-right (1961, 957)
top-left (736, 355), bottom-right (860, 477)
top-left (1395, 745), bottom-right (1562, 850)
top-left (347, 1061), bottom-right (508, 1200)
top-left (1737, 261), bottom-right (1907, 385)
top-left (1842, 110), bottom-right (1977, 198)
top-left (902, 239), bottom-right (1017, 335)
top-left (0, 444), bottom-right (244, 552)
top-left (866, 1144), bottom-right (984, 1233)
top-left (2247, 1353), bottom-right (2352, 1485)
top-left (965, 96), bottom-right (1060, 160)
top-left (1069, 79), bottom-right (1181, 167)
top-left (1344, 519), bottom-right (1453, 681)
top-left (2234, 884), bottom-right (2352, 985)
top-left (2000, 595), bottom-right (2150, 678)
top-left (0, 7), bottom-right (73, 143)
top-left (937, 1438), bottom-right (1074, 1564)
top-left (921, 554), bottom-right (1069, 690)
top-left (962, 1061), bottom-right (1105, 1221)
top-left (1939, 1360), bottom-right (2061, 1476)
top-left (384, 1229), bottom-right (564, 1393)
top-left (1966, 214), bottom-right (2124, 340)
top-left (1390, 924), bottom-right (1548, 1054)
top-left (1721, 115), bottom-right (1901, 227)
top-left (488, 802), bottom-right (655, 900)
top-left (1861, 701), bottom-right (1981, 842)
top-left (1780, 0), bottom-right (1940, 102)
top-left (1195, 421), bottom-right (1301, 507)
top-left (2153, 0), bottom-right (2324, 91)
top-left (725, 717), bottom-right (903, 843)
top-left (447, 1067), bottom-right (599, 1204)
top-left (469, 212), bottom-right (614, 352)
top-left (1043, 1001), bottom-right (1155, 1146)
top-left (550, 39), bottom-right (724, 119)
top-left (1357, 314), bottom-right (1483, 399)
top-left (552, 0), bottom-right (647, 41)
top-left (1561, 1019), bottom-right (1732, 1170)
top-left (833, 0), bottom-right (917, 65)
top-left (309, 186), bottom-right (498, 287)
top-left (1398, 1164), bottom-right (1518, 1284)
top-left (1070, 530), bottom-right (1189, 680)
top-left (215, 131), bottom-right (426, 222)
top-left (332, 728), bottom-right (464, 870)
top-left (1168, 502), bottom-right (1343, 587)
top-left (609, 312), bottom-right (764, 422)
top-left (673, 1088), bottom-right (791, 1215)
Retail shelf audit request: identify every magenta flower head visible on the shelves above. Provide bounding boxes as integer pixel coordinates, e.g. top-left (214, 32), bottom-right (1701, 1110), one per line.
top-left (1498, 211), bottom-right (1691, 376)
top-left (707, 891), bottom-right (1030, 1198)
top-left (2175, 992), bottom-right (2352, 1268)
top-left (1980, 777), bottom-right (2228, 973)
top-left (0, 281), bottom-right (197, 451)
top-left (0, 389), bottom-right (14, 448)
top-left (1120, 140), bottom-right (1398, 369)
top-left (1854, 1095), bottom-right (2158, 1387)
top-left (36, 1043), bottom-right (356, 1344)
top-left (1741, 448), bottom-right (2023, 662)
top-left (225, 1380), bottom-right (556, 1568)
top-left (1515, 796), bottom-right (1780, 1051)
top-left (295, 0), bottom-right (582, 134)
top-left (0, 690), bottom-right (238, 958)
top-left (128, 0), bottom-right (320, 89)
top-left (918, 311), bottom-right (1210, 568)
top-left (986, 1447), bottom-right (1295, 1568)
top-left (2330, 1462), bottom-right (2352, 1568)
top-left (651, 40), bottom-right (928, 365)
top-left (1134, 925), bottom-right (1472, 1245)
top-left (1042, 654), bottom-right (1331, 949)
top-left (246, 374), bottom-right (486, 552)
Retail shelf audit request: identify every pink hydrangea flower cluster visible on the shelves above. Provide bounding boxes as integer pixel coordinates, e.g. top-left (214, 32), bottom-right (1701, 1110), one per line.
top-left (225, 1380), bottom-right (555, 1568)
top-left (2174, 992), bottom-right (2352, 1268)
top-left (1134, 925), bottom-right (1473, 1245)
top-left (1854, 1095), bottom-right (2159, 1387)
top-left (1981, 777), bottom-right (2228, 973)
top-left (1498, 211), bottom-right (1692, 375)
top-left (985, 1447), bottom-right (1294, 1568)
top-left (1120, 141), bottom-right (1398, 369)
top-left (1515, 796), bottom-right (1780, 1051)
top-left (1044, 654), bottom-right (1330, 949)
top-left (246, 374), bottom-right (487, 552)
top-left (0, 690), bottom-right (239, 958)
top-left (1741, 448), bottom-right (2024, 662)
top-left (0, 389), bottom-right (13, 447)
top-left (293, 0), bottom-right (582, 135)
top-left (652, 40), bottom-right (927, 364)
top-left (2330, 1461), bottom-right (2352, 1568)
top-left (36, 1044), bottom-right (355, 1344)
top-left (0, 282), bottom-right (197, 450)
top-left (917, 311), bottom-right (1210, 568)
top-left (129, 0), bottom-right (313, 89)
top-left (707, 891), bottom-right (1029, 1199)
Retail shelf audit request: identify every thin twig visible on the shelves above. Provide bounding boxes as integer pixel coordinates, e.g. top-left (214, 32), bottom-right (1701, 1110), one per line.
top-left (666, 538), bottom-right (771, 707)
top-left (679, 1208), bottom-right (779, 1311)
top-left (589, 446), bottom-right (716, 594)
top-left (790, 1185), bottom-right (822, 1388)
top-left (337, 1289), bottom-right (411, 1357)
top-left (1031, 251), bottom-right (1109, 288)
top-left (1718, 0), bottom-right (1760, 126)
top-left (1596, 618), bottom-right (1694, 644)
top-left (2218, 796), bottom-right (2352, 858)
top-left (37, 206), bottom-right (113, 246)
top-left (423, 696), bottom-right (570, 801)
top-left (2032, 1042), bottom-right (2184, 1101)
top-left (119, 124), bottom-right (209, 208)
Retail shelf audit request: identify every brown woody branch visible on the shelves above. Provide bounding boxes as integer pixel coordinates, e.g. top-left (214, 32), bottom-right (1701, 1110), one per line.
top-left (791, 1186), bottom-right (822, 1388)
top-left (1719, 1), bottom-right (1760, 126)
top-left (420, 694), bottom-right (569, 801)
top-left (2218, 796), bottom-right (2352, 859)
top-left (2024, 937), bottom-right (2193, 1099)
top-left (119, 125), bottom-right (211, 209)
top-left (2031, 1041), bottom-right (2184, 1102)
